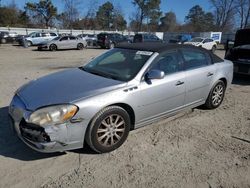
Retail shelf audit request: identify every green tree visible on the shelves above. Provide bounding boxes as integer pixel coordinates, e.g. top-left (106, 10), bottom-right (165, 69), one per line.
top-left (96, 1), bottom-right (114, 30)
top-left (25, 0), bottom-right (57, 28)
top-left (159, 11), bottom-right (177, 31)
top-left (95, 2), bottom-right (127, 30)
top-left (185, 5), bottom-right (215, 32)
top-left (0, 6), bottom-right (29, 27)
top-left (132, 0), bottom-right (161, 31)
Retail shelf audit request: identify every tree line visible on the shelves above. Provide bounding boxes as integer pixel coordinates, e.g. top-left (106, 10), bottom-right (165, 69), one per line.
top-left (0, 0), bottom-right (249, 32)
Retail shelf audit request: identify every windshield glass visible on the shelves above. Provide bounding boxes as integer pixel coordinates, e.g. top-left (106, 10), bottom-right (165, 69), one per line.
top-left (82, 48), bottom-right (153, 81)
top-left (28, 32), bottom-right (36, 37)
top-left (190, 38), bottom-right (203, 42)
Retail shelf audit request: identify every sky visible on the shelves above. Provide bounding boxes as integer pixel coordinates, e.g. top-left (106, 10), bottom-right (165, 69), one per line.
top-left (1, 0), bottom-right (212, 23)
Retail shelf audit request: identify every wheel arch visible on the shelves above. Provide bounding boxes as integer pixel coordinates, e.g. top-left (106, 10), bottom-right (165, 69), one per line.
top-left (219, 77), bottom-right (227, 88)
top-left (107, 103), bottom-right (135, 130)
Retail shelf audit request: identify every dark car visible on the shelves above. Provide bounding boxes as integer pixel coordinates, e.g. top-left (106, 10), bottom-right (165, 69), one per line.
top-left (225, 29), bottom-right (250, 76)
top-left (169, 34), bottom-right (192, 44)
top-left (97, 33), bottom-right (128, 49)
top-left (133, 33), bottom-right (162, 43)
top-left (0, 31), bottom-right (18, 44)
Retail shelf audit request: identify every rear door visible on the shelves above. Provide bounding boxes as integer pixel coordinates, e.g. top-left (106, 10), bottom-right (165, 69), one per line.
top-left (69, 36), bottom-right (77, 48)
top-left (181, 48), bottom-right (215, 106)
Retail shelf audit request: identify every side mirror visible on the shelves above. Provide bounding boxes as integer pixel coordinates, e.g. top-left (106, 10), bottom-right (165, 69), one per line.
top-left (146, 69), bottom-right (165, 80)
top-left (225, 40), bottom-right (235, 51)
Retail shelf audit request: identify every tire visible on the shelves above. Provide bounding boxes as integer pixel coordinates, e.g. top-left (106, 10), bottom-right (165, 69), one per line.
top-left (205, 80), bottom-right (226, 109)
top-left (86, 106), bottom-right (131, 153)
top-left (77, 43), bottom-right (84, 50)
top-left (27, 41), bottom-right (32, 47)
top-left (1, 38), bottom-right (6, 44)
top-left (109, 43), bottom-right (115, 49)
top-left (49, 44), bottom-right (57, 51)
top-left (211, 45), bottom-right (216, 53)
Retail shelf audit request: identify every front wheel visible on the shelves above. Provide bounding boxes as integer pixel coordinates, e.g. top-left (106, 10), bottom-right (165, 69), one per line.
top-left (86, 106), bottom-right (131, 153)
top-left (205, 80), bottom-right (225, 109)
top-left (211, 45), bottom-right (216, 53)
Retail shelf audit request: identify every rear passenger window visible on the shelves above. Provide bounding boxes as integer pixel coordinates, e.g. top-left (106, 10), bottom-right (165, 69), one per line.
top-left (151, 52), bottom-right (182, 75)
top-left (69, 36), bottom-right (76, 40)
top-left (182, 49), bottom-right (209, 70)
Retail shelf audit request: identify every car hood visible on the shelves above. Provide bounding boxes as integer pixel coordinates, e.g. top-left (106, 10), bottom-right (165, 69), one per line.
top-left (17, 68), bottom-right (126, 111)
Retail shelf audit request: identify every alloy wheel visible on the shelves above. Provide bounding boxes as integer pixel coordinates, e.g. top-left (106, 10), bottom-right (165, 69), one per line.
top-left (212, 84), bottom-right (224, 106)
top-left (96, 114), bottom-right (125, 147)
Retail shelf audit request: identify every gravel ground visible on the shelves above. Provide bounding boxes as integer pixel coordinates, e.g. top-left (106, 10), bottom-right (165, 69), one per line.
top-left (0, 45), bottom-right (249, 188)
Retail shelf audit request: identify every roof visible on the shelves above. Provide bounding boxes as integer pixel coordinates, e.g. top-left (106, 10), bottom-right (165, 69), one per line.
top-left (116, 42), bottom-right (223, 63)
top-left (116, 42), bottom-right (199, 53)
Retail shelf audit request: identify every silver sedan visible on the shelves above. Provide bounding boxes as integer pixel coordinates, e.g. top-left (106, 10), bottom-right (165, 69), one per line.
top-left (9, 43), bottom-right (233, 153)
top-left (38, 36), bottom-right (87, 51)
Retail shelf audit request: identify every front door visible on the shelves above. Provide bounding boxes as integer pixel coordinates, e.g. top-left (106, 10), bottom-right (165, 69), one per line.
top-left (135, 51), bottom-right (186, 123)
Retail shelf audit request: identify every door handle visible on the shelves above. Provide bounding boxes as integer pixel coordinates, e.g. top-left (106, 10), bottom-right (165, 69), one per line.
top-left (207, 72), bottom-right (214, 77)
top-left (176, 81), bottom-right (184, 86)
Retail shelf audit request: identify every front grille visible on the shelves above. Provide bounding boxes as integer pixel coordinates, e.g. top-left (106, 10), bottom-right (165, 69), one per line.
top-left (19, 119), bottom-right (50, 142)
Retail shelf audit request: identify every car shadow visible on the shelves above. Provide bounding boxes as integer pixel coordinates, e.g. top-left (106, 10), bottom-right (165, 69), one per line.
top-left (232, 74), bottom-right (250, 85)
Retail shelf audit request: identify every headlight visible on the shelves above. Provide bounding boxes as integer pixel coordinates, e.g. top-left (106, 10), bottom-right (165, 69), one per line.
top-left (28, 104), bottom-right (78, 126)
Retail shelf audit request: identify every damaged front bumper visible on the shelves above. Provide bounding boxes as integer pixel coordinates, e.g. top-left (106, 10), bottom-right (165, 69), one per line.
top-left (8, 95), bottom-right (86, 153)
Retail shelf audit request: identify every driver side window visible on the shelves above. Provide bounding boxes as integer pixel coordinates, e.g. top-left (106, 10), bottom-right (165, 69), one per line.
top-left (151, 52), bottom-right (182, 75)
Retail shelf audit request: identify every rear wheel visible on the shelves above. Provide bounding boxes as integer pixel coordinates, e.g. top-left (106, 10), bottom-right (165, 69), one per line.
top-left (109, 43), bottom-right (115, 49)
top-left (205, 80), bottom-right (225, 109)
top-left (49, 44), bottom-right (57, 51)
top-left (77, 43), bottom-right (84, 50)
top-left (86, 106), bottom-right (131, 153)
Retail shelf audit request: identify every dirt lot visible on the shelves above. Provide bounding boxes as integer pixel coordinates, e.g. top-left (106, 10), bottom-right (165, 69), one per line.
top-left (0, 45), bottom-right (249, 188)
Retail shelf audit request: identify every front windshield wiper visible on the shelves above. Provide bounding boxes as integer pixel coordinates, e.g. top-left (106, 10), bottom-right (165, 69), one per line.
top-left (79, 67), bottom-right (119, 81)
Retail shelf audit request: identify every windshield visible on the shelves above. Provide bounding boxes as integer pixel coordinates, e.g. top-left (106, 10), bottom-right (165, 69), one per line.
top-left (28, 32), bottom-right (36, 37)
top-left (190, 38), bottom-right (203, 42)
top-left (82, 48), bottom-right (153, 81)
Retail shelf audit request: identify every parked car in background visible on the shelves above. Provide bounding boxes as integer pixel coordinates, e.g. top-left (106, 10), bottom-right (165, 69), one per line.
top-left (9, 43), bottom-right (233, 154)
top-left (97, 33), bottom-right (128, 49)
top-left (37, 35), bottom-right (87, 51)
top-left (225, 29), bottom-right (250, 76)
top-left (169, 34), bottom-right (192, 44)
top-left (125, 35), bottom-right (134, 43)
top-left (24, 32), bottom-right (58, 46)
top-left (184, 37), bottom-right (217, 52)
top-left (0, 31), bottom-right (18, 44)
top-left (133, 33), bottom-right (162, 43)
top-left (78, 34), bottom-right (97, 46)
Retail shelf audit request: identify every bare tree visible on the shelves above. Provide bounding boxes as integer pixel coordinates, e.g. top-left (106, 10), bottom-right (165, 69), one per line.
top-left (210, 0), bottom-right (236, 31)
top-left (62, 0), bottom-right (80, 28)
top-left (235, 0), bottom-right (250, 28)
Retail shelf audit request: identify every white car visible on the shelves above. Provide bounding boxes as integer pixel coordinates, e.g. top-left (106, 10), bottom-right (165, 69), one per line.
top-left (184, 37), bottom-right (217, 52)
top-left (25, 32), bottom-right (58, 46)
